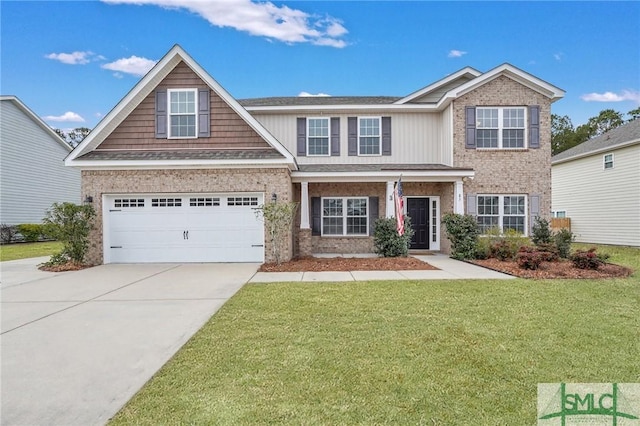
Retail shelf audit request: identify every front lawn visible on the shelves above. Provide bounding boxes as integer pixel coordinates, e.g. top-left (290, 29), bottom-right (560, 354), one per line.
top-left (0, 241), bottom-right (62, 262)
top-left (111, 246), bottom-right (639, 425)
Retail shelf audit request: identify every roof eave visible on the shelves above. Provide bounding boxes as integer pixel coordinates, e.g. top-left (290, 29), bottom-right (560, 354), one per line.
top-left (291, 169), bottom-right (474, 183)
top-left (552, 139), bottom-right (640, 165)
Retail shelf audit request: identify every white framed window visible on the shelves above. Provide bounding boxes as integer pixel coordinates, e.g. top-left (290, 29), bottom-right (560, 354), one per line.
top-left (476, 107), bottom-right (526, 149)
top-left (358, 117), bottom-right (381, 155)
top-left (552, 210), bottom-right (567, 218)
top-left (168, 89), bottom-right (197, 138)
top-left (603, 153), bottom-right (614, 170)
top-left (477, 195), bottom-right (527, 235)
top-left (307, 118), bottom-right (330, 156)
top-left (151, 198), bottom-right (182, 207)
top-left (322, 197), bottom-right (368, 236)
top-left (114, 198), bottom-right (145, 208)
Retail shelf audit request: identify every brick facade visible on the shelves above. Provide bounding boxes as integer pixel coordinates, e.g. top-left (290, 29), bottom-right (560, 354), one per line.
top-left (82, 168), bottom-right (292, 265)
top-left (453, 75), bottom-right (553, 229)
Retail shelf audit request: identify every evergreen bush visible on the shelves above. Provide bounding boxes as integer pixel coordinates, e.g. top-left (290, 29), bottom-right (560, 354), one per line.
top-left (441, 213), bottom-right (478, 260)
top-left (373, 216), bottom-right (414, 257)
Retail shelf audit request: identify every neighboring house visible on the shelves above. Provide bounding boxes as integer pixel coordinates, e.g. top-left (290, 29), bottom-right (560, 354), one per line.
top-left (65, 45), bottom-right (564, 264)
top-left (552, 119), bottom-right (640, 247)
top-left (0, 96), bottom-right (81, 226)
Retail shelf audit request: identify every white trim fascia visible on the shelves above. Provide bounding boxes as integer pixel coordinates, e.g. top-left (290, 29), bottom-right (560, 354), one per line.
top-left (394, 67), bottom-right (482, 104)
top-left (291, 170), bottom-right (474, 183)
top-left (1, 95), bottom-right (72, 152)
top-left (551, 139), bottom-right (640, 165)
top-left (437, 64), bottom-right (565, 106)
top-left (67, 159), bottom-right (295, 170)
top-left (65, 45), bottom-right (297, 169)
top-left (243, 104), bottom-right (442, 113)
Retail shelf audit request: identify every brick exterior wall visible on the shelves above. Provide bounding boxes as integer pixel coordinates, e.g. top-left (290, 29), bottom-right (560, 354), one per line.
top-left (452, 75), bottom-right (553, 236)
top-left (82, 168), bottom-right (292, 265)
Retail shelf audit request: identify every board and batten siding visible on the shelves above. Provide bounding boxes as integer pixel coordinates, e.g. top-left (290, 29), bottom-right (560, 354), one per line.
top-left (552, 144), bottom-right (640, 247)
top-left (0, 100), bottom-right (81, 225)
top-left (252, 112), bottom-right (452, 166)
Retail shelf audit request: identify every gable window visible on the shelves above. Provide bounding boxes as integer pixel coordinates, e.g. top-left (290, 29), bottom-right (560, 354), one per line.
top-left (477, 195), bottom-right (527, 235)
top-left (476, 107), bottom-right (526, 149)
top-left (307, 118), bottom-right (330, 156)
top-left (603, 153), bottom-right (614, 169)
top-left (359, 117), bottom-right (381, 155)
top-left (168, 89), bottom-right (197, 138)
top-left (322, 197), bottom-right (368, 236)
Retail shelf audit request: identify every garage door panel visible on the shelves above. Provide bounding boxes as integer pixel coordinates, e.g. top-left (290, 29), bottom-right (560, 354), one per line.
top-left (105, 194), bottom-right (264, 263)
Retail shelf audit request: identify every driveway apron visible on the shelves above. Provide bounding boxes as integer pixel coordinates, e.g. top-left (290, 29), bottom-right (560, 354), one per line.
top-left (1, 262), bottom-right (259, 426)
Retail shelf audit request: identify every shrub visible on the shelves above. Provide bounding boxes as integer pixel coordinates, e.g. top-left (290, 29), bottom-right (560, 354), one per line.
top-left (1, 223), bottom-right (17, 244)
top-left (373, 216), bottom-right (414, 257)
top-left (44, 202), bottom-right (96, 264)
top-left (554, 228), bottom-right (574, 259)
top-left (489, 229), bottom-right (529, 261)
top-left (570, 247), bottom-right (603, 270)
top-left (535, 242), bottom-right (559, 262)
top-left (16, 223), bottom-right (46, 242)
top-left (474, 227), bottom-right (501, 260)
top-left (441, 213), bottom-right (478, 260)
top-left (516, 246), bottom-right (545, 270)
top-left (532, 216), bottom-right (553, 246)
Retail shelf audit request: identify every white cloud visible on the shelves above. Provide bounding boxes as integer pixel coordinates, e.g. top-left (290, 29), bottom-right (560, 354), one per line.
top-left (45, 51), bottom-right (98, 65)
top-left (581, 90), bottom-right (640, 103)
top-left (101, 56), bottom-right (158, 77)
top-left (102, 0), bottom-right (348, 48)
top-left (448, 50), bottom-right (467, 58)
top-left (553, 52), bottom-right (564, 61)
top-left (298, 91), bottom-right (331, 97)
top-left (43, 111), bottom-right (85, 122)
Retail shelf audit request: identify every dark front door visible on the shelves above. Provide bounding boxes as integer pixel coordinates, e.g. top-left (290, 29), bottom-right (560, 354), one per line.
top-left (406, 197), bottom-right (429, 249)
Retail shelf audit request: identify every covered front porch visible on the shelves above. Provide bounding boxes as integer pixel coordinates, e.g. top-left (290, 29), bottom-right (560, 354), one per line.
top-left (290, 164), bottom-right (474, 257)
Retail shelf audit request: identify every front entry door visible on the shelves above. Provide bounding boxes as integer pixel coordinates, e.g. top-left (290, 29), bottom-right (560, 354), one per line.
top-left (406, 198), bottom-right (429, 249)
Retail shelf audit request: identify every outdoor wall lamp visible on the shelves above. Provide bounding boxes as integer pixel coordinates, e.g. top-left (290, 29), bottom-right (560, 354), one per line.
top-left (84, 196), bottom-right (93, 204)
top-left (271, 193), bottom-right (278, 202)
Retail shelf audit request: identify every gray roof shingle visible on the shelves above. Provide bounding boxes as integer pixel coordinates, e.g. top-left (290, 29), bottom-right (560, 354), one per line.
top-left (238, 96), bottom-right (401, 107)
top-left (552, 119), bottom-right (640, 162)
top-left (297, 164), bottom-right (472, 173)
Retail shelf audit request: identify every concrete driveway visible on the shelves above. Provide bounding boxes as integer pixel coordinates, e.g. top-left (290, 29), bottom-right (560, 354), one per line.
top-left (1, 259), bottom-right (259, 426)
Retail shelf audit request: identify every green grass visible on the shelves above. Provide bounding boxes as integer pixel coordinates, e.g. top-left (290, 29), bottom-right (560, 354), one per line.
top-left (111, 245), bottom-right (640, 425)
top-left (0, 241), bottom-right (62, 262)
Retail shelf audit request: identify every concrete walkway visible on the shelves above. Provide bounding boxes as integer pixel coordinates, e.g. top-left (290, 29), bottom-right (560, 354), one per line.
top-left (249, 253), bottom-right (514, 283)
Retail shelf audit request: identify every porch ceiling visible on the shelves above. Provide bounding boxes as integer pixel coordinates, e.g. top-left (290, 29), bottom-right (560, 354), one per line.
top-left (291, 163), bottom-right (474, 183)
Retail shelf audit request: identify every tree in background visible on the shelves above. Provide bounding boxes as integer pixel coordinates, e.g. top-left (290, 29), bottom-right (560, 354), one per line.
top-left (54, 127), bottom-right (91, 148)
top-left (552, 108), bottom-right (636, 155)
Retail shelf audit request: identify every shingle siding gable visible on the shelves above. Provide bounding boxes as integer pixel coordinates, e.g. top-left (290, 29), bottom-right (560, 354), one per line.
top-left (97, 61), bottom-right (271, 151)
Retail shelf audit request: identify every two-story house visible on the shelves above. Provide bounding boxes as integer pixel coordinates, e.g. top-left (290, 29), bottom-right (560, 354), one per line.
top-left (65, 45), bottom-right (564, 264)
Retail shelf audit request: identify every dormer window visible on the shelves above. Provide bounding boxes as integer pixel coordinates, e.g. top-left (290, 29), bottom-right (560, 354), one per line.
top-left (168, 89), bottom-right (197, 138)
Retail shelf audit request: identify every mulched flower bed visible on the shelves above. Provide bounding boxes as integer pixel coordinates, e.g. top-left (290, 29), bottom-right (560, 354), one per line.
top-left (471, 258), bottom-right (633, 279)
top-left (38, 262), bottom-right (89, 272)
top-left (258, 256), bottom-right (438, 272)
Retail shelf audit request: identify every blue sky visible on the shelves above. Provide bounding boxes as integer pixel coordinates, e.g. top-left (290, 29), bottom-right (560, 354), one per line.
top-left (2, 1), bottom-right (639, 131)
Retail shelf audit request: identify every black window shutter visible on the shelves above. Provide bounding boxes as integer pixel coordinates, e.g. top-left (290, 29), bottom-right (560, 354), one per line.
top-left (198, 89), bottom-right (210, 137)
top-left (155, 89), bottom-right (167, 138)
top-left (368, 196), bottom-right (379, 236)
top-left (381, 117), bottom-right (391, 155)
top-left (311, 197), bottom-right (321, 235)
top-left (331, 117), bottom-right (340, 156)
top-left (348, 117), bottom-right (358, 156)
top-left (465, 107), bottom-right (476, 149)
top-left (529, 105), bottom-right (540, 149)
top-left (297, 118), bottom-right (307, 156)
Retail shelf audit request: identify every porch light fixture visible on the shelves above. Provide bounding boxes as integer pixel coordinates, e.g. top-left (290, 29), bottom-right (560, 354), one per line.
top-left (84, 196), bottom-right (93, 204)
top-left (271, 193), bottom-right (278, 202)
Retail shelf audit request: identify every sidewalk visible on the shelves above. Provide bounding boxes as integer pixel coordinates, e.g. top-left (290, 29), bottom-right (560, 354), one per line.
top-left (248, 253), bottom-right (514, 283)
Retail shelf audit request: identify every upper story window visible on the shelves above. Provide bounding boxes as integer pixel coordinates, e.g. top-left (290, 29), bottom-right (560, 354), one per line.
top-left (476, 107), bottom-right (526, 149)
top-left (359, 117), bottom-right (381, 155)
top-left (603, 153), bottom-right (614, 170)
top-left (307, 118), bottom-right (330, 156)
top-left (168, 89), bottom-right (197, 138)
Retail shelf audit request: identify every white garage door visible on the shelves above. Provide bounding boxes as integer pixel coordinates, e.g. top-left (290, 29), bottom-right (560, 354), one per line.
top-left (104, 193), bottom-right (264, 263)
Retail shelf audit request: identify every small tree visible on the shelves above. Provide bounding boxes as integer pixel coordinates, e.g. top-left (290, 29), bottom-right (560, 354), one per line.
top-left (441, 213), bottom-right (479, 260)
top-left (44, 202), bottom-right (95, 264)
top-left (373, 216), bottom-right (414, 257)
top-left (531, 216), bottom-right (553, 246)
top-left (255, 201), bottom-right (298, 264)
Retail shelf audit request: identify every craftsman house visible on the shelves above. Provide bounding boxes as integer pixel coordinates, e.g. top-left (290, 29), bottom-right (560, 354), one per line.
top-left (65, 45), bottom-right (564, 264)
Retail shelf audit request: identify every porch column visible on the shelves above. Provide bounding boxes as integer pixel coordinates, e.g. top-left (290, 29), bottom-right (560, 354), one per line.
top-left (454, 179), bottom-right (464, 215)
top-left (386, 181), bottom-right (395, 218)
top-left (300, 181), bottom-right (310, 228)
